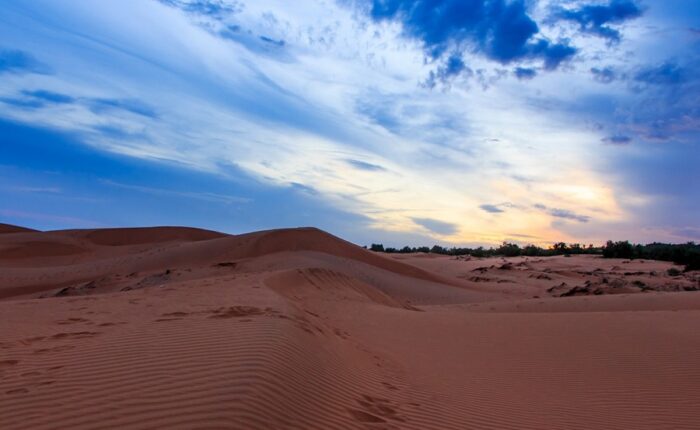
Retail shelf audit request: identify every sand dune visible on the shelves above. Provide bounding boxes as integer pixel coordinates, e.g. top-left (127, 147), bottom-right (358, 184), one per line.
top-left (64, 226), bottom-right (226, 246)
top-left (1, 224), bottom-right (699, 429)
top-left (0, 223), bottom-right (38, 234)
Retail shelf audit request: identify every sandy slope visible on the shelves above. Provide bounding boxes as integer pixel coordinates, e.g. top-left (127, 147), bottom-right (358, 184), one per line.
top-left (1, 225), bottom-right (699, 429)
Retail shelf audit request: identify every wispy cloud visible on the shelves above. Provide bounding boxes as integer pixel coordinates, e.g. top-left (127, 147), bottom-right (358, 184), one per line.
top-left (0, 48), bottom-right (50, 75)
top-left (88, 98), bottom-right (158, 118)
top-left (590, 66), bottom-right (618, 83)
top-left (0, 209), bottom-right (103, 228)
top-left (412, 217), bottom-right (459, 236)
top-left (2, 185), bottom-right (62, 194)
top-left (534, 204), bottom-right (591, 223)
top-left (100, 180), bottom-right (251, 204)
top-left (602, 135), bottom-right (632, 145)
top-left (345, 159), bottom-right (386, 172)
top-left (479, 204), bottom-right (505, 214)
top-left (634, 61), bottom-right (685, 86)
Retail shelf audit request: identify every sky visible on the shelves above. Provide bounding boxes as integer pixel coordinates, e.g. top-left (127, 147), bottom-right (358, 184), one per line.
top-left (1, 0), bottom-right (699, 247)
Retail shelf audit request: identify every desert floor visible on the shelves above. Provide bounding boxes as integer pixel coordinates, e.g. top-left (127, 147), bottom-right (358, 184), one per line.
top-left (1, 223), bottom-right (699, 429)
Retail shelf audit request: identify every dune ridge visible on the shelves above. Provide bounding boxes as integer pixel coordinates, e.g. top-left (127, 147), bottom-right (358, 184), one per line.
top-left (0, 223), bottom-right (38, 234)
top-left (1, 224), bottom-right (699, 429)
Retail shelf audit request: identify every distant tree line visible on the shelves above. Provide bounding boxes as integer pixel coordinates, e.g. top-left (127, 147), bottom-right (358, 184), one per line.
top-left (368, 242), bottom-right (599, 258)
top-left (367, 240), bottom-right (700, 271)
top-left (601, 241), bottom-right (700, 271)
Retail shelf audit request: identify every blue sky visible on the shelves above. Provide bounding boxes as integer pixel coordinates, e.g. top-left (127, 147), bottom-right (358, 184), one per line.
top-left (1, 0), bottom-right (698, 246)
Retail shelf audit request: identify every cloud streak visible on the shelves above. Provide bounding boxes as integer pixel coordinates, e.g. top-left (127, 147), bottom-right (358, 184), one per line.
top-left (534, 204), bottom-right (591, 223)
top-left (412, 217), bottom-right (459, 235)
top-left (0, 48), bottom-right (50, 75)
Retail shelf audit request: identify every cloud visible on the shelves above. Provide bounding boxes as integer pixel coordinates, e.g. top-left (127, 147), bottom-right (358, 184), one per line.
top-left (0, 49), bottom-right (50, 75)
top-left (290, 182), bottom-right (319, 195)
top-left (22, 90), bottom-right (75, 104)
top-left (259, 36), bottom-right (285, 47)
top-left (0, 209), bottom-right (103, 228)
top-left (514, 67), bottom-right (536, 80)
top-left (507, 232), bottom-right (540, 239)
top-left (549, 208), bottom-right (591, 223)
top-left (1, 89), bottom-right (158, 124)
top-left (160, 0), bottom-right (292, 61)
top-left (590, 66), bottom-right (617, 83)
top-left (0, 96), bottom-right (44, 109)
top-left (345, 159), bottom-right (386, 172)
top-left (363, 0), bottom-right (577, 81)
top-left (552, 0), bottom-right (643, 43)
top-left (424, 54), bottom-right (471, 87)
top-left (2, 185), bottom-right (62, 194)
top-left (479, 203), bottom-right (505, 213)
top-left (634, 62), bottom-right (685, 86)
top-left (412, 217), bottom-right (459, 235)
top-left (158, 0), bottom-right (242, 19)
top-left (672, 227), bottom-right (700, 240)
top-left (100, 179), bottom-right (251, 204)
top-left (534, 203), bottom-right (590, 223)
top-left (1, 89), bottom-right (75, 110)
top-left (602, 134), bottom-right (632, 145)
top-left (88, 98), bottom-right (158, 118)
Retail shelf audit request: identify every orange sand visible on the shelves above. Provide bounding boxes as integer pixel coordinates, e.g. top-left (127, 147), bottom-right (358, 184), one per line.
top-left (1, 225), bottom-right (699, 429)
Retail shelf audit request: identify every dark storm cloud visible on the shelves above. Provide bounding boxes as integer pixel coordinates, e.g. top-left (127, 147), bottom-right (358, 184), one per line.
top-left (514, 67), bottom-right (536, 80)
top-left (552, 0), bottom-right (643, 43)
top-left (363, 0), bottom-right (577, 84)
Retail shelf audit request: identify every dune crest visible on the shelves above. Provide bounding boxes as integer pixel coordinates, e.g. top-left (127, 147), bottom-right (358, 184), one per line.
top-left (0, 223), bottom-right (38, 234)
